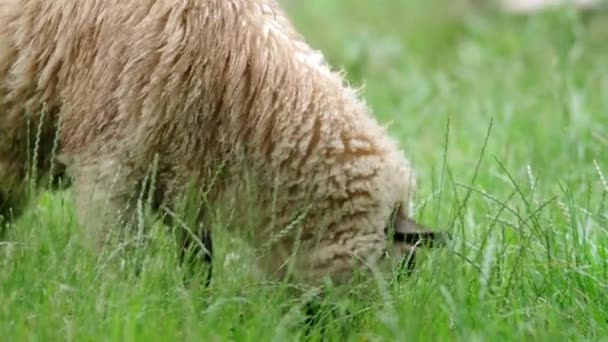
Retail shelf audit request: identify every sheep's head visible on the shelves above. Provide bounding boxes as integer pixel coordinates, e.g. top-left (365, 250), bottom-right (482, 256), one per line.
top-left (373, 150), bottom-right (449, 277)
top-left (383, 201), bottom-right (449, 275)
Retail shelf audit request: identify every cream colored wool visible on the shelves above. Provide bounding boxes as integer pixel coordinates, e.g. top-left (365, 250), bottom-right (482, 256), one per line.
top-left (0, 0), bottom-right (437, 286)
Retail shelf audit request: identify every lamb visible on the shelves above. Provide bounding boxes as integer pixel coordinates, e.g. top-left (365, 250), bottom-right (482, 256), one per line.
top-left (0, 0), bottom-right (447, 287)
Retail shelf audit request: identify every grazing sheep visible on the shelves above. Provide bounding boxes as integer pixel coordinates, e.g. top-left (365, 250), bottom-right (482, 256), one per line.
top-left (0, 0), bottom-right (447, 287)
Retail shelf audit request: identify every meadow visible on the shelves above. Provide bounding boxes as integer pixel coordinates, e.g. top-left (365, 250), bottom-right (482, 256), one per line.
top-left (2, 0), bottom-right (608, 340)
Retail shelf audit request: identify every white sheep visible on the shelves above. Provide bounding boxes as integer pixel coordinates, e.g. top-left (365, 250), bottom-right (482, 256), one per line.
top-left (0, 0), bottom-right (446, 287)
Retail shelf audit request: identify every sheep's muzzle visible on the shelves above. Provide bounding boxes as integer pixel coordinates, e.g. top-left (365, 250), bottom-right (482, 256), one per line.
top-left (388, 217), bottom-right (450, 274)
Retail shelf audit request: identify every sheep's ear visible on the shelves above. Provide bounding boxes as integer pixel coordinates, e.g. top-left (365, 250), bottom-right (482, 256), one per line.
top-left (393, 218), bottom-right (450, 248)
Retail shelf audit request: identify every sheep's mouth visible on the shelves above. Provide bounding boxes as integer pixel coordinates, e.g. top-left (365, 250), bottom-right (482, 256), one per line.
top-left (392, 217), bottom-right (450, 248)
top-left (385, 217), bottom-right (450, 274)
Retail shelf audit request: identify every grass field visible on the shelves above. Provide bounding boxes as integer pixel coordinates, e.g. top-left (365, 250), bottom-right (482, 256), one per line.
top-left (2, 0), bottom-right (608, 340)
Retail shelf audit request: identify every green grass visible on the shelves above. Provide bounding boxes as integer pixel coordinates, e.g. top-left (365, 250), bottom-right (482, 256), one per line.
top-left (2, 0), bottom-right (608, 340)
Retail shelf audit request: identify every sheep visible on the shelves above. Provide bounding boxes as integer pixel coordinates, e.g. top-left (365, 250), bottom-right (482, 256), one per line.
top-left (0, 0), bottom-right (447, 287)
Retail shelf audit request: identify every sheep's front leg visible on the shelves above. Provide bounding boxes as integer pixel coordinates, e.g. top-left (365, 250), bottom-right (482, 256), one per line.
top-left (70, 157), bottom-right (135, 255)
top-left (161, 184), bottom-right (214, 287)
top-left (177, 223), bottom-right (213, 287)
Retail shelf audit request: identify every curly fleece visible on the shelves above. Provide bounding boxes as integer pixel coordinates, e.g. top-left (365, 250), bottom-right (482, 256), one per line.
top-left (0, 0), bottom-right (421, 285)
